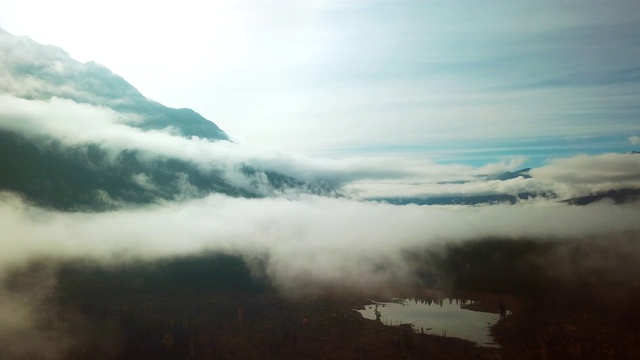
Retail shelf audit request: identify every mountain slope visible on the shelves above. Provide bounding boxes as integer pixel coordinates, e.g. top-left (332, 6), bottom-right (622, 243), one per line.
top-left (0, 28), bottom-right (335, 210)
top-left (0, 27), bottom-right (228, 141)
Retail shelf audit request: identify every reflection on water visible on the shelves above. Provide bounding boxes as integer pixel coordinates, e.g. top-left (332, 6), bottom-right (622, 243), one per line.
top-left (357, 297), bottom-right (505, 347)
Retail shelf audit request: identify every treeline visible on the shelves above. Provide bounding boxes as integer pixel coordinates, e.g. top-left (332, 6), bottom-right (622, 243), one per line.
top-left (410, 238), bottom-right (558, 297)
top-left (55, 252), bottom-right (273, 298)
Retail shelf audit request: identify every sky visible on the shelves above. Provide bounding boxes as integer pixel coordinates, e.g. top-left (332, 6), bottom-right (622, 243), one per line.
top-left (1, 0), bottom-right (639, 167)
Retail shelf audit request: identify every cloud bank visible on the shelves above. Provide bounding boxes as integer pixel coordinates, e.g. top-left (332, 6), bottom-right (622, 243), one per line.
top-left (2, 93), bottom-right (639, 204)
top-left (2, 192), bottom-right (640, 289)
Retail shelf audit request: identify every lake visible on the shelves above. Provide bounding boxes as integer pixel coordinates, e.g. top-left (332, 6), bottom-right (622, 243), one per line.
top-left (357, 297), bottom-right (506, 347)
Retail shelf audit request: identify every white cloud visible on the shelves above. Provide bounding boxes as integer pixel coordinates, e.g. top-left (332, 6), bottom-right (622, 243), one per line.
top-left (2, 94), bottom-right (639, 202)
top-left (0, 94), bottom-right (526, 194)
top-left (530, 153), bottom-right (640, 198)
top-left (0, 95), bottom-right (138, 139)
top-left (1, 192), bottom-right (640, 290)
top-left (345, 176), bottom-right (550, 199)
top-left (630, 135), bottom-right (640, 145)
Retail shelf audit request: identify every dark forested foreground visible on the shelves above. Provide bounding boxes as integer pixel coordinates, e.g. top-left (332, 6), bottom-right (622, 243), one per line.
top-left (5, 235), bottom-right (640, 359)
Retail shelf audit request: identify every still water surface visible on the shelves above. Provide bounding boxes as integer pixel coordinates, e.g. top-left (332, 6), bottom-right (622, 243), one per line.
top-left (357, 298), bottom-right (502, 347)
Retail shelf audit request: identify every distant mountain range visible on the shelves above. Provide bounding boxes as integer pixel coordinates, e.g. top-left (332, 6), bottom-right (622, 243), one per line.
top-left (482, 168), bottom-right (531, 181)
top-left (371, 193), bottom-right (536, 206)
top-left (563, 188), bottom-right (640, 206)
top-left (371, 188), bottom-right (640, 207)
top-left (0, 28), bottom-right (335, 210)
top-left (371, 165), bottom-right (640, 206)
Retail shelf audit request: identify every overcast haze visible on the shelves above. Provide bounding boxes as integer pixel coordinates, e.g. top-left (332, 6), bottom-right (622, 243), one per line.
top-left (1, 0), bottom-right (639, 164)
